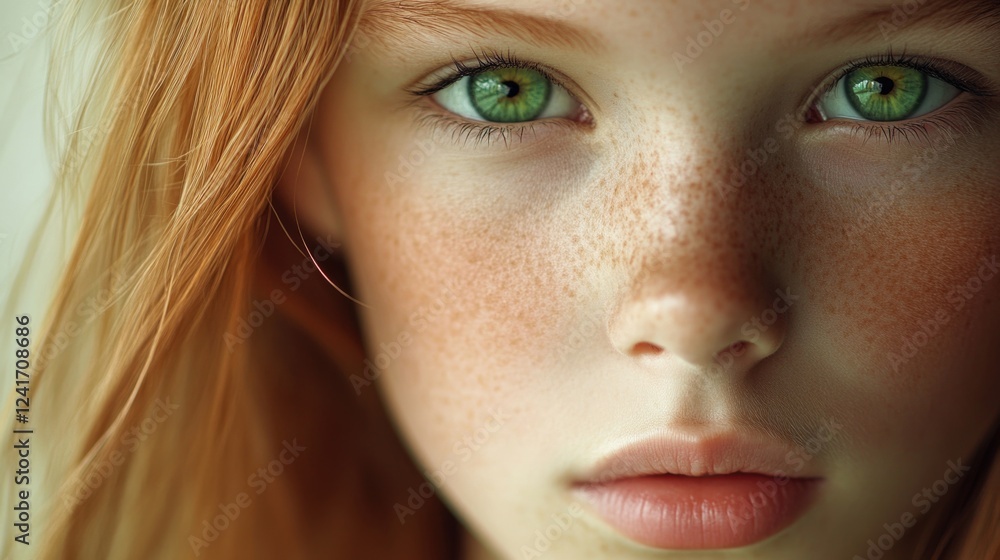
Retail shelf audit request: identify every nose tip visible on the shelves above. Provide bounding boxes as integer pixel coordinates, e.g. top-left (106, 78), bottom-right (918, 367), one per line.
top-left (611, 281), bottom-right (792, 375)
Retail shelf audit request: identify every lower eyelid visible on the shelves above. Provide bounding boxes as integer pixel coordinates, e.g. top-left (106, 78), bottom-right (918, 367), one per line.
top-left (805, 96), bottom-right (992, 146)
top-left (411, 105), bottom-right (582, 149)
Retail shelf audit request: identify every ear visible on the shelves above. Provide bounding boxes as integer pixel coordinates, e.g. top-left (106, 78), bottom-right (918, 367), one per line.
top-left (272, 123), bottom-right (344, 244)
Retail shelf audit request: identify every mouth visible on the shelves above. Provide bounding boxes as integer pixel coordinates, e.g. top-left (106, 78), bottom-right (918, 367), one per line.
top-left (570, 431), bottom-right (824, 550)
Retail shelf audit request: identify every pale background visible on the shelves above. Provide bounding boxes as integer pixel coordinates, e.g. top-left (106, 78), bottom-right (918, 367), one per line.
top-left (1, 0), bottom-right (58, 301)
top-left (1, 0), bottom-right (80, 511)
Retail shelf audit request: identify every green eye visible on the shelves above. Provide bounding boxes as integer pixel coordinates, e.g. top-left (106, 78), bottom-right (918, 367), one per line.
top-left (845, 66), bottom-right (927, 121)
top-left (431, 65), bottom-right (581, 124)
top-left (469, 67), bottom-right (551, 122)
top-left (815, 64), bottom-right (961, 123)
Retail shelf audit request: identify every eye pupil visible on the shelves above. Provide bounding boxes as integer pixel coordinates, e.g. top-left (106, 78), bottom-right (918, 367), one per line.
top-left (501, 81), bottom-right (520, 98)
top-left (874, 76), bottom-right (895, 96)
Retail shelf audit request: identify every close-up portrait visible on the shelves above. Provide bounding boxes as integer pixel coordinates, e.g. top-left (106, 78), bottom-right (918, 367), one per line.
top-left (0, 0), bottom-right (998, 559)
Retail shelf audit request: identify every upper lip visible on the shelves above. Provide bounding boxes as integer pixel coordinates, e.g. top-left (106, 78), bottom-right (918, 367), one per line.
top-left (574, 429), bottom-right (824, 485)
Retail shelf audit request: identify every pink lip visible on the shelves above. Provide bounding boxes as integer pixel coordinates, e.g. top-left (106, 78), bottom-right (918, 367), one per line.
top-left (572, 432), bottom-right (823, 549)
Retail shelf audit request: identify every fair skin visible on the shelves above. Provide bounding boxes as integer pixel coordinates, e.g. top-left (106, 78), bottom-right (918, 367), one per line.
top-left (277, 0), bottom-right (1000, 558)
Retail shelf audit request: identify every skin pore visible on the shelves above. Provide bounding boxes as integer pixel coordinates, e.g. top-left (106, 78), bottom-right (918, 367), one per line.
top-left (276, 0), bottom-right (1000, 558)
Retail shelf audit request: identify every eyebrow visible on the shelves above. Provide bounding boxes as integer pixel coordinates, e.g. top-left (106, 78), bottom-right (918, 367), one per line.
top-left (356, 0), bottom-right (606, 55)
top-left (358, 0), bottom-right (999, 52)
top-left (804, 0), bottom-right (1000, 45)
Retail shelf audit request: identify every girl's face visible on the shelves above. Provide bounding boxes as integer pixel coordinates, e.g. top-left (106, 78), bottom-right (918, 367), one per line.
top-left (286, 0), bottom-right (1000, 557)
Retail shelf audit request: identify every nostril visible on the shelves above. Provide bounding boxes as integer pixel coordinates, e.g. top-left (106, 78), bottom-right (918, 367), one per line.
top-left (712, 340), bottom-right (753, 365)
top-left (632, 342), bottom-right (665, 356)
top-left (726, 341), bottom-right (747, 355)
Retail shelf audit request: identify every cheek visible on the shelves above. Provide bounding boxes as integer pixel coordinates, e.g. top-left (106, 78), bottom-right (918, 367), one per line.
top-left (321, 117), bottom-right (602, 465)
top-left (796, 140), bottom-right (1000, 453)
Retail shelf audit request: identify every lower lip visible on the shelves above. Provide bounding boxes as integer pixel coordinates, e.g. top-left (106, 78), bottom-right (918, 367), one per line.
top-left (574, 473), bottom-right (821, 549)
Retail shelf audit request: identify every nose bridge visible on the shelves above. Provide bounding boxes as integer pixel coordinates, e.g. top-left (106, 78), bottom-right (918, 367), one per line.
top-left (618, 117), bottom-right (756, 282)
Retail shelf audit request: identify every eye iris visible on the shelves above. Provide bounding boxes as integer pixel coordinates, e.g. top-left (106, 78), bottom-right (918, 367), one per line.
top-left (468, 67), bottom-right (552, 122)
top-left (845, 66), bottom-right (928, 121)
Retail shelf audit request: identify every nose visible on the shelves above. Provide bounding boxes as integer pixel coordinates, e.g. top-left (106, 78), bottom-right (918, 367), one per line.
top-left (610, 267), bottom-right (789, 374)
top-left (608, 182), bottom-right (789, 377)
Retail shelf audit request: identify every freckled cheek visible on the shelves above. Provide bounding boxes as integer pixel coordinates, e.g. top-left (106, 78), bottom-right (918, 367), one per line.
top-left (332, 162), bottom-right (593, 460)
top-left (365, 205), bottom-right (571, 362)
top-left (319, 83), bottom-right (601, 456)
top-left (805, 163), bottom-right (1000, 438)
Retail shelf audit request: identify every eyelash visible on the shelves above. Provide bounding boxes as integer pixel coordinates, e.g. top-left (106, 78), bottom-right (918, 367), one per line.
top-left (406, 48), bottom-right (994, 148)
top-left (804, 50), bottom-right (994, 145)
top-left (405, 48), bottom-right (584, 148)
